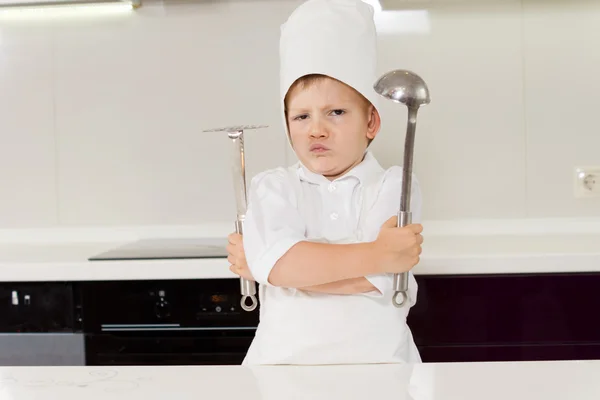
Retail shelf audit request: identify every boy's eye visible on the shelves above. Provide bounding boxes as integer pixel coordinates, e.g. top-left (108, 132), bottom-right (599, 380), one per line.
top-left (293, 114), bottom-right (308, 121)
top-left (330, 109), bottom-right (346, 116)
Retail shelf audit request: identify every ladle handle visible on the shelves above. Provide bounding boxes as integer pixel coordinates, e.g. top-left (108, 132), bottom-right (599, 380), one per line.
top-left (393, 106), bottom-right (419, 308)
top-left (392, 211), bottom-right (411, 307)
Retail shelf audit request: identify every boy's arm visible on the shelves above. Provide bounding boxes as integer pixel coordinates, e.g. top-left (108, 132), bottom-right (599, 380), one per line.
top-left (243, 170), bottom-right (380, 289)
top-left (359, 167), bottom-right (423, 301)
top-left (229, 233), bottom-right (377, 294)
top-left (267, 241), bottom-right (379, 288)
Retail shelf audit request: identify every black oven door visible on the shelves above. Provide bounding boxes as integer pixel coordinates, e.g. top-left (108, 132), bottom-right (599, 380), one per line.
top-left (85, 328), bottom-right (256, 366)
top-left (80, 279), bottom-right (259, 366)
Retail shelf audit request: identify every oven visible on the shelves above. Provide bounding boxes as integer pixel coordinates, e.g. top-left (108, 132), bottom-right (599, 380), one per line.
top-left (80, 279), bottom-right (259, 366)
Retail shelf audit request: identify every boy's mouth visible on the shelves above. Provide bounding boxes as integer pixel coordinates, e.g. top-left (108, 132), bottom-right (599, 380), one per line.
top-left (309, 143), bottom-right (330, 153)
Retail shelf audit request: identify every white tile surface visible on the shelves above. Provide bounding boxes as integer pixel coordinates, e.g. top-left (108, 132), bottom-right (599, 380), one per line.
top-left (0, 26), bottom-right (56, 227)
top-left (370, 1), bottom-right (527, 220)
top-left (0, 360), bottom-right (600, 400)
top-left (53, 2), bottom-right (291, 226)
top-left (523, 0), bottom-right (600, 217)
top-left (2, 0), bottom-right (600, 230)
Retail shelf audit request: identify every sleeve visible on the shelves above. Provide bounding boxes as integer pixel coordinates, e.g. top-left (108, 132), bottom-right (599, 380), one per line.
top-left (363, 166), bottom-right (422, 305)
top-left (242, 168), bottom-right (307, 286)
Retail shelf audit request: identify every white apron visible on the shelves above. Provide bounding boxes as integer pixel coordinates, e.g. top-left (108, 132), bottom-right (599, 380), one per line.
top-left (242, 167), bottom-right (421, 366)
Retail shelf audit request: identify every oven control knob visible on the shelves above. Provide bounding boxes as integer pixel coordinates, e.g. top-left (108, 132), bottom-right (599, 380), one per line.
top-left (154, 299), bottom-right (171, 319)
top-left (215, 306), bottom-right (222, 313)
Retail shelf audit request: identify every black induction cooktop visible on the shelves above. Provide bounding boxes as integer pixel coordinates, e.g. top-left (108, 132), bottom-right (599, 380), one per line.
top-left (88, 237), bottom-right (229, 261)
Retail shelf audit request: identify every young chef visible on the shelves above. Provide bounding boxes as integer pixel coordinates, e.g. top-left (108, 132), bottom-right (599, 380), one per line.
top-left (227, 0), bottom-right (424, 365)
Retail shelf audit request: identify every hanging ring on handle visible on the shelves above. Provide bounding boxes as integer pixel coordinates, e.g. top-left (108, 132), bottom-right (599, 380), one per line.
top-left (392, 291), bottom-right (408, 308)
top-left (241, 295), bottom-right (258, 312)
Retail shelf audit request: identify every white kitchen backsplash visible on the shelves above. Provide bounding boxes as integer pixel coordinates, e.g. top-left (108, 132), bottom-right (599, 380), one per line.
top-left (1, 0), bottom-right (599, 229)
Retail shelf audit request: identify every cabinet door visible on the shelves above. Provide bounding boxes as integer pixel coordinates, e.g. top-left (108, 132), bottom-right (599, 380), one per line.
top-left (416, 343), bottom-right (600, 363)
top-left (407, 273), bottom-right (600, 362)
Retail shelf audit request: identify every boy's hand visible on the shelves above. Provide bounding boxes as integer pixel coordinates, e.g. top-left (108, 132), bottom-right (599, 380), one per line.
top-left (372, 216), bottom-right (423, 274)
top-left (226, 233), bottom-right (254, 281)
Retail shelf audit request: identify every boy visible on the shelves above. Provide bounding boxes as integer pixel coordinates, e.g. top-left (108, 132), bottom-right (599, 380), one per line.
top-left (226, 0), bottom-right (424, 365)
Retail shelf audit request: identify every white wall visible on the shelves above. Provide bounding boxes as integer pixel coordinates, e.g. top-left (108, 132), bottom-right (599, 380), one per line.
top-left (1, 0), bottom-right (599, 229)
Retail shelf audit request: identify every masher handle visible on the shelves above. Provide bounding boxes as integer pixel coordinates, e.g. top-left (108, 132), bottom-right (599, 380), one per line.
top-left (235, 219), bottom-right (258, 312)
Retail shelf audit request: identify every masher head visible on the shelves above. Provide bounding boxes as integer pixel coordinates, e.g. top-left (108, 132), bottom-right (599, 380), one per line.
top-left (203, 124), bottom-right (269, 139)
top-left (373, 70), bottom-right (430, 109)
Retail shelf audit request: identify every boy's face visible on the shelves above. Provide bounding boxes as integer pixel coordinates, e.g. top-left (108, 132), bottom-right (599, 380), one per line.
top-left (285, 77), bottom-right (380, 181)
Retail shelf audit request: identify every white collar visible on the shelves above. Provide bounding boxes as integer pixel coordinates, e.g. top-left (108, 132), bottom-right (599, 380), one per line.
top-left (295, 151), bottom-right (384, 186)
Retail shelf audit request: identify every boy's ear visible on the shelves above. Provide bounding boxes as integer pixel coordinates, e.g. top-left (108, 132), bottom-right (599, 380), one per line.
top-left (366, 105), bottom-right (381, 140)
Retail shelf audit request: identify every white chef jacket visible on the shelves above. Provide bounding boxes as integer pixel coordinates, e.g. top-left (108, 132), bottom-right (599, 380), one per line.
top-left (241, 151), bottom-right (422, 365)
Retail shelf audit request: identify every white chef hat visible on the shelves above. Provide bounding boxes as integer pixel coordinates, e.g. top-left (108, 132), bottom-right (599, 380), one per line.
top-left (279, 0), bottom-right (380, 141)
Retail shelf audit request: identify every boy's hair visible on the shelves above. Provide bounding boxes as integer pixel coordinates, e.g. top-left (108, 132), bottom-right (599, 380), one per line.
top-left (283, 74), bottom-right (375, 146)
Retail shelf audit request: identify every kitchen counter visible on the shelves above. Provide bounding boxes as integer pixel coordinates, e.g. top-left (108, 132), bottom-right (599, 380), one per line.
top-left (1, 218), bottom-right (599, 282)
top-left (0, 241), bottom-right (238, 282)
top-left (0, 360), bottom-right (599, 400)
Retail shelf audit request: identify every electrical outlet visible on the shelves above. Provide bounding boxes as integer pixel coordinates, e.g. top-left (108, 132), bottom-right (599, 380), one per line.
top-left (575, 166), bottom-right (600, 198)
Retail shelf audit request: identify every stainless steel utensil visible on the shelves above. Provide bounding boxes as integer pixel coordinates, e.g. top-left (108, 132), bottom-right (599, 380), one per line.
top-left (203, 124), bottom-right (268, 312)
top-left (373, 70), bottom-right (430, 308)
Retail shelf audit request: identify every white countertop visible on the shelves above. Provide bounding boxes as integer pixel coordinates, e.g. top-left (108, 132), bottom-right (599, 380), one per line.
top-left (1, 218), bottom-right (599, 282)
top-left (0, 360), bottom-right (599, 400)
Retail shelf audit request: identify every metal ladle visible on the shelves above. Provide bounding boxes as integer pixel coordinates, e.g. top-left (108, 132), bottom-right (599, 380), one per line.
top-left (203, 124), bottom-right (268, 312)
top-left (373, 70), bottom-right (430, 308)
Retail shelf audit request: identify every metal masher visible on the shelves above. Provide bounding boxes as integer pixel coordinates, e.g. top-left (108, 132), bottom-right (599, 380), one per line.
top-left (203, 124), bottom-right (268, 312)
top-left (373, 70), bottom-right (431, 308)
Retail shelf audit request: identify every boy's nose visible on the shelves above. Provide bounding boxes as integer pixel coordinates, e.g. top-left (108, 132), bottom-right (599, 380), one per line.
top-left (309, 119), bottom-right (328, 138)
